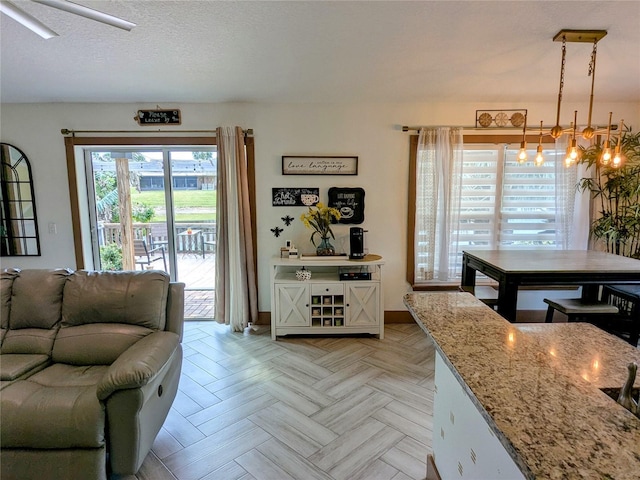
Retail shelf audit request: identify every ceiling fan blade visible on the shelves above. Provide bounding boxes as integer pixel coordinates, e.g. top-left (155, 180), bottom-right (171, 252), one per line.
top-left (32, 0), bottom-right (136, 31)
top-left (0, 0), bottom-right (59, 38)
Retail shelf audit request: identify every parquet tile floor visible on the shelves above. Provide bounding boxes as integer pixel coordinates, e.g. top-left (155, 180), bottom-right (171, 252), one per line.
top-left (115, 321), bottom-right (435, 480)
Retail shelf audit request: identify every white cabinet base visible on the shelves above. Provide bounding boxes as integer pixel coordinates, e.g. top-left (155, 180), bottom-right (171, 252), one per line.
top-left (433, 352), bottom-right (525, 479)
top-left (270, 256), bottom-right (384, 340)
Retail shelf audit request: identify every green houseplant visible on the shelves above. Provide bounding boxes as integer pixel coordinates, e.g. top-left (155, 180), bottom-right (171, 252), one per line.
top-left (578, 128), bottom-right (640, 258)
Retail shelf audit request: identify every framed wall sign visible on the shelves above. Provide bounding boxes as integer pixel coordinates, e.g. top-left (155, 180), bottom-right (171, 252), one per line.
top-left (272, 187), bottom-right (320, 206)
top-left (135, 109), bottom-right (181, 126)
top-left (328, 187), bottom-right (365, 224)
top-left (282, 156), bottom-right (358, 175)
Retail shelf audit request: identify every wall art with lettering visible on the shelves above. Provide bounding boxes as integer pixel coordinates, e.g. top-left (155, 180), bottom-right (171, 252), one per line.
top-left (282, 156), bottom-right (358, 175)
top-left (272, 187), bottom-right (320, 206)
top-left (328, 187), bottom-right (365, 224)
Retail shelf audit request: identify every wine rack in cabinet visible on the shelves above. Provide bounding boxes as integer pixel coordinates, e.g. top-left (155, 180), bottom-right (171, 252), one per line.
top-left (270, 256), bottom-right (384, 340)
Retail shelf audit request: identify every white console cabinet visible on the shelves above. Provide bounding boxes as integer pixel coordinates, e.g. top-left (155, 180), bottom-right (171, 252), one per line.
top-left (270, 256), bottom-right (384, 340)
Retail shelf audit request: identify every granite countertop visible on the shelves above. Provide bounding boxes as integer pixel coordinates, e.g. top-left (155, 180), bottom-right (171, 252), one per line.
top-left (404, 292), bottom-right (640, 480)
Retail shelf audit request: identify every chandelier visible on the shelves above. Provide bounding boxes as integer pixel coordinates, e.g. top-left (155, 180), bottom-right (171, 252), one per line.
top-left (518, 29), bottom-right (624, 168)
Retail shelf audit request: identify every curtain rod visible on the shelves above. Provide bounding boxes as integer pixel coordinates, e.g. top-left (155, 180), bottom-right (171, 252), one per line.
top-left (61, 128), bottom-right (253, 136)
top-left (402, 125), bottom-right (533, 132)
top-left (401, 125), bottom-right (615, 133)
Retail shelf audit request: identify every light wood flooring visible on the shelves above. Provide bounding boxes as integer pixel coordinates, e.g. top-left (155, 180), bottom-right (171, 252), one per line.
top-left (115, 321), bottom-right (436, 480)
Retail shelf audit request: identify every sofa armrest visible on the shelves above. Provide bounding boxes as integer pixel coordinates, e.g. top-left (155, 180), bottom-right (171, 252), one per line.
top-left (97, 331), bottom-right (180, 401)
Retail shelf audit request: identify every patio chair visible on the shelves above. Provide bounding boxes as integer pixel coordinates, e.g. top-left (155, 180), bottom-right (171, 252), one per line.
top-left (201, 233), bottom-right (216, 258)
top-left (134, 239), bottom-right (167, 271)
top-left (150, 223), bottom-right (170, 250)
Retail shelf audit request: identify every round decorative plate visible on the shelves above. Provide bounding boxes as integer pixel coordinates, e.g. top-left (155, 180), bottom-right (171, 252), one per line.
top-left (510, 112), bottom-right (525, 127)
top-left (494, 112), bottom-right (509, 127)
top-left (478, 112), bottom-right (493, 128)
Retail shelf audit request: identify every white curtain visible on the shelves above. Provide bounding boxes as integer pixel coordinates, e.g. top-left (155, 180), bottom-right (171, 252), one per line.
top-left (554, 134), bottom-right (590, 250)
top-left (415, 127), bottom-right (464, 282)
top-left (215, 126), bottom-right (258, 331)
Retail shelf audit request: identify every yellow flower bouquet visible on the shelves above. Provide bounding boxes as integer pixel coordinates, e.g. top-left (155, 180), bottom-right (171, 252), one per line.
top-left (300, 202), bottom-right (341, 255)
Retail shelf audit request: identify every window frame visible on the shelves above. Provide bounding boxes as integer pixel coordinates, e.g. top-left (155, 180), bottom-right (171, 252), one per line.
top-left (406, 133), bottom-right (555, 289)
top-left (64, 135), bottom-right (255, 270)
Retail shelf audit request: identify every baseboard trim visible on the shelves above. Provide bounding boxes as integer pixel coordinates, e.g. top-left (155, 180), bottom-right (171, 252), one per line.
top-left (256, 310), bottom-right (414, 325)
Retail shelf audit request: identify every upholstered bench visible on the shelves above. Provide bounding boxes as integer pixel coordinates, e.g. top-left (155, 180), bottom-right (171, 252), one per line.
top-left (543, 297), bottom-right (618, 323)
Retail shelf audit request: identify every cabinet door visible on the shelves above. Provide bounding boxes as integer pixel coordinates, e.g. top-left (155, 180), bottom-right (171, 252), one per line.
top-left (275, 284), bottom-right (310, 326)
top-left (346, 283), bottom-right (379, 326)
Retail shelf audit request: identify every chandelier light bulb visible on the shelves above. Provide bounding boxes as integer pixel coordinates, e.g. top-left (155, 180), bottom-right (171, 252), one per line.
top-left (612, 145), bottom-right (622, 168)
top-left (612, 154), bottom-right (622, 167)
top-left (570, 147), bottom-right (579, 160)
top-left (601, 145), bottom-right (612, 165)
top-left (564, 146), bottom-right (575, 167)
top-left (518, 142), bottom-right (528, 163)
top-left (535, 146), bottom-right (544, 167)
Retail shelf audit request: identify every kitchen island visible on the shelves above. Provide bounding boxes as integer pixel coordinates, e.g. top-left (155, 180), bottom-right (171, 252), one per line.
top-left (404, 292), bottom-right (640, 480)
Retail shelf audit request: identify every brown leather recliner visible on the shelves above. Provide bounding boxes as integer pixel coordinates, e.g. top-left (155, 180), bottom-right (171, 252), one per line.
top-left (0, 268), bottom-right (185, 480)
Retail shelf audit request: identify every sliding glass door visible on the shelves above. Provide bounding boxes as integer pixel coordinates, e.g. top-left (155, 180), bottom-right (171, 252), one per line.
top-left (85, 147), bottom-right (216, 319)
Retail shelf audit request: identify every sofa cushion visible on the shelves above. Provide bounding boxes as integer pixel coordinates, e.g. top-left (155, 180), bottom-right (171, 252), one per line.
top-left (1, 328), bottom-right (59, 355)
top-left (0, 269), bottom-right (19, 345)
top-left (1, 269), bottom-right (70, 356)
top-left (0, 364), bottom-right (107, 449)
top-left (0, 353), bottom-right (49, 381)
top-left (8, 269), bottom-right (70, 330)
top-left (62, 270), bottom-right (169, 330)
top-left (52, 323), bottom-right (153, 365)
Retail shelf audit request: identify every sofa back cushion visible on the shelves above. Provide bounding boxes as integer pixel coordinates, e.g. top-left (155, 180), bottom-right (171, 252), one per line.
top-left (1, 269), bottom-right (71, 355)
top-left (0, 269), bottom-right (19, 345)
top-left (53, 270), bottom-right (169, 365)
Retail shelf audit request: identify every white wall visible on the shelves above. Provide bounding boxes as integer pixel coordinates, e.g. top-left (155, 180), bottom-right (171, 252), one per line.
top-left (1, 101), bottom-right (638, 312)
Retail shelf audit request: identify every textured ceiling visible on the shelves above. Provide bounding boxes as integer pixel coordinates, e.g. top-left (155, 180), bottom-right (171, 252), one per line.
top-left (1, 0), bottom-right (639, 104)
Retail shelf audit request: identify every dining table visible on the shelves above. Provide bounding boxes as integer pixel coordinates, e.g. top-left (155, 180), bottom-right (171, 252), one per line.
top-left (461, 249), bottom-right (640, 322)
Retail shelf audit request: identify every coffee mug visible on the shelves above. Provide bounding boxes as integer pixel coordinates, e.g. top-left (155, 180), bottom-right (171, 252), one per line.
top-left (301, 194), bottom-right (319, 205)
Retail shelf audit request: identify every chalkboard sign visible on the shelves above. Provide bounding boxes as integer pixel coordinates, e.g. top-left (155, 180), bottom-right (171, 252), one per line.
top-left (328, 187), bottom-right (365, 224)
top-left (272, 187), bottom-right (320, 206)
top-left (135, 109), bottom-right (181, 126)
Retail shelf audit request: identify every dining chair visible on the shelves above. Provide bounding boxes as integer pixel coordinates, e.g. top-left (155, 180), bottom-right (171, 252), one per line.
top-left (601, 285), bottom-right (640, 346)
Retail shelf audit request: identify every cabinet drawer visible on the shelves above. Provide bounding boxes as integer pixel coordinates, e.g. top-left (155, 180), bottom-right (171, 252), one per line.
top-left (311, 283), bottom-right (344, 295)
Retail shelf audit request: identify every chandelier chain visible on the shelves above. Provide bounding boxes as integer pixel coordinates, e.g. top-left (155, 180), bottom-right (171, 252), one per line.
top-left (589, 40), bottom-right (597, 77)
top-left (555, 36), bottom-right (567, 128)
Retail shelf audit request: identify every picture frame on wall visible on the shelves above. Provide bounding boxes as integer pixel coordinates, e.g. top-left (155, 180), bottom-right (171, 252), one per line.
top-left (328, 187), bottom-right (365, 224)
top-left (282, 156), bottom-right (358, 175)
top-left (272, 187), bottom-right (320, 206)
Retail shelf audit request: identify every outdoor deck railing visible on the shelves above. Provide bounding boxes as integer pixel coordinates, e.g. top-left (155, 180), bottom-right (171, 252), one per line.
top-left (100, 222), bottom-right (216, 255)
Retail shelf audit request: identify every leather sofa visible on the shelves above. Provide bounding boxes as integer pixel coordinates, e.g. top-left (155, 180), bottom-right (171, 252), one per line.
top-left (0, 268), bottom-right (185, 480)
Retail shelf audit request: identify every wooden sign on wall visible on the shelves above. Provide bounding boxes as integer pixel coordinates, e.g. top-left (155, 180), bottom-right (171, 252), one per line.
top-left (135, 109), bottom-right (181, 126)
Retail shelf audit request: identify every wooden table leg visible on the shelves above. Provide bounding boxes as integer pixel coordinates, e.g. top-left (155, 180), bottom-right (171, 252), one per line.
top-left (497, 278), bottom-right (518, 323)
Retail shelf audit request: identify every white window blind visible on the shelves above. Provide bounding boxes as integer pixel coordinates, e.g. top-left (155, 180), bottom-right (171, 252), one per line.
top-left (415, 143), bottom-right (564, 284)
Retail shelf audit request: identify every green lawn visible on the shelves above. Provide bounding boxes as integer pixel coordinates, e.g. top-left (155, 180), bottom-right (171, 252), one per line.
top-left (131, 190), bottom-right (216, 222)
top-left (131, 190), bottom-right (216, 208)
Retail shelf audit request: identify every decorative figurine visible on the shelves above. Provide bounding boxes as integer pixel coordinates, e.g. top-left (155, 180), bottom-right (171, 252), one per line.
top-left (617, 362), bottom-right (638, 416)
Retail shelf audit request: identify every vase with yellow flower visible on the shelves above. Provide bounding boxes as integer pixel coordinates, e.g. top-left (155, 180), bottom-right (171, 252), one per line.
top-left (300, 202), bottom-right (341, 255)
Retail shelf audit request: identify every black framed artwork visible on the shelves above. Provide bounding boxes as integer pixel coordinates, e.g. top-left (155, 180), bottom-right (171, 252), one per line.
top-left (272, 187), bottom-right (320, 206)
top-left (328, 187), bottom-right (365, 224)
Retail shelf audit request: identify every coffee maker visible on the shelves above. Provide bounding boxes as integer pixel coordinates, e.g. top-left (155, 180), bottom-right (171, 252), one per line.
top-left (349, 227), bottom-right (366, 259)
